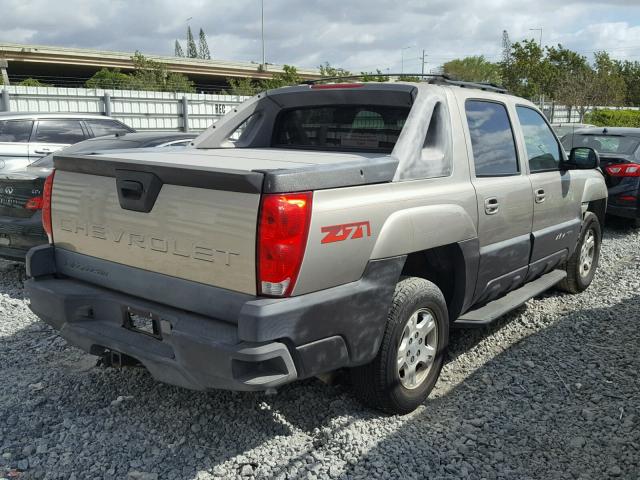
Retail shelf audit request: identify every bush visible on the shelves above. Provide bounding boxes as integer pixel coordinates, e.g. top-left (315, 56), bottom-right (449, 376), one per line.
top-left (18, 78), bottom-right (51, 87)
top-left (584, 109), bottom-right (640, 127)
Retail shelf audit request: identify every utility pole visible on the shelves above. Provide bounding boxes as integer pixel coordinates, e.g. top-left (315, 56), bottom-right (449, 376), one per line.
top-left (261, 0), bottom-right (266, 70)
top-left (420, 49), bottom-right (427, 76)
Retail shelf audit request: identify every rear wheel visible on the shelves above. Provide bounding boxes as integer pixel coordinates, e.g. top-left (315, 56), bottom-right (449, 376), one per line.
top-left (351, 277), bottom-right (448, 414)
top-left (559, 212), bottom-right (601, 294)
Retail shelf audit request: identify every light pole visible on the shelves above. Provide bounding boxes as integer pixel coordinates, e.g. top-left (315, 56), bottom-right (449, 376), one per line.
top-left (401, 46), bottom-right (414, 75)
top-left (261, 0), bottom-right (266, 70)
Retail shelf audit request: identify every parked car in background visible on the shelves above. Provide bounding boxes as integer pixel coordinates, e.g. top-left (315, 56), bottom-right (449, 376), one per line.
top-left (0, 113), bottom-right (134, 173)
top-left (551, 122), bottom-right (595, 138)
top-left (0, 131), bottom-right (196, 260)
top-left (561, 127), bottom-right (640, 226)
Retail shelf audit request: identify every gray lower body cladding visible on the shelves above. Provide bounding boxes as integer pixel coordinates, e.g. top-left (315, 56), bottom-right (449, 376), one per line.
top-left (25, 246), bottom-right (405, 391)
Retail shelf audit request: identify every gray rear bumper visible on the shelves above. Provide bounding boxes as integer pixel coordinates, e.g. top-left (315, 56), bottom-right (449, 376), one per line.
top-left (25, 245), bottom-right (404, 392)
top-left (26, 276), bottom-right (298, 391)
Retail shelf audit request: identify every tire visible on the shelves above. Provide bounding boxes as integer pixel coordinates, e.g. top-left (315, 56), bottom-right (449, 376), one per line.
top-left (559, 211), bottom-right (601, 294)
top-left (350, 277), bottom-right (449, 415)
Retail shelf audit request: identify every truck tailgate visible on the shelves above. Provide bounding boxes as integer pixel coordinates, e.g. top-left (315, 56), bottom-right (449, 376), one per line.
top-left (51, 158), bottom-right (263, 295)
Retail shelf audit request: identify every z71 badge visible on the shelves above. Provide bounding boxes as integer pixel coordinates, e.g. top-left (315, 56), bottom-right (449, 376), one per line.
top-left (321, 221), bottom-right (371, 244)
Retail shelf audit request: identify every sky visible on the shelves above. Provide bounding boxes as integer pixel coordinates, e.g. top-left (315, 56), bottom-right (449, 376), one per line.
top-left (1, 0), bottom-right (640, 73)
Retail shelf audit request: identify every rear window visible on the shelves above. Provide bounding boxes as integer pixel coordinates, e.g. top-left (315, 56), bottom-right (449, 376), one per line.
top-left (562, 134), bottom-right (640, 155)
top-left (86, 119), bottom-right (132, 138)
top-left (272, 105), bottom-right (410, 153)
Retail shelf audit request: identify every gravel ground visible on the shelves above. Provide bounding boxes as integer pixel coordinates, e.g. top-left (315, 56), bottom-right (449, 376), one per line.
top-left (1, 220), bottom-right (639, 480)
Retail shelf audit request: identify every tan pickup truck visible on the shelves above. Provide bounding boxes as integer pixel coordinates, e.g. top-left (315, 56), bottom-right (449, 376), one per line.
top-left (26, 77), bottom-right (607, 414)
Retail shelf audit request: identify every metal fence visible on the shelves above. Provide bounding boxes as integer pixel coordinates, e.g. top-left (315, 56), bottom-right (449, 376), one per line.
top-left (540, 103), bottom-right (640, 124)
top-left (0, 86), bottom-right (249, 132)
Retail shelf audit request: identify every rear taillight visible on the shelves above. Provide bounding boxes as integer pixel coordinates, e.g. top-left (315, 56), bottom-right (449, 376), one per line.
top-left (257, 192), bottom-right (312, 297)
top-left (42, 170), bottom-right (55, 243)
top-left (605, 163), bottom-right (640, 177)
top-left (25, 196), bottom-right (44, 211)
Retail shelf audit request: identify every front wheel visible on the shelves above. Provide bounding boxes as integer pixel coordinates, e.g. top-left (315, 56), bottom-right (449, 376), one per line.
top-left (350, 277), bottom-right (449, 414)
top-left (559, 211), bottom-right (601, 294)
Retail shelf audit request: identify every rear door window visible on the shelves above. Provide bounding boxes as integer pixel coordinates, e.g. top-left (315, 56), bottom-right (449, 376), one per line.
top-left (34, 120), bottom-right (87, 144)
top-left (0, 120), bottom-right (34, 143)
top-left (465, 100), bottom-right (519, 176)
top-left (272, 105), bottom-right (410, 153)
top-left (86, 119), bottom-right (131, 138)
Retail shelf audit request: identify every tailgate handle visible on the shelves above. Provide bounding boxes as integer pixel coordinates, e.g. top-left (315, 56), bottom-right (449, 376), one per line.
top-left (120, 180), bottom-right (144, 200)
top-left (115, 170), bottom-right (163, 213)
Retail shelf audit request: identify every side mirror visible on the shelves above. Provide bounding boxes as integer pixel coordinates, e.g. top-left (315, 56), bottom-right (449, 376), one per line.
top-left (563, 147), bottom-right (600, 170)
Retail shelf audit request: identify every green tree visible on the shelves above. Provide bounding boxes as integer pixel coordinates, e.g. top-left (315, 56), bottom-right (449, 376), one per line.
top-left (260, 65), bottom-right (302, 90)
top-left (318, 62), bottom-right (352, 78)
top-left (616, 60), bottom-right (640, 106)
top-left (186, 26), bottom-right (198, 59)
top-left (174, 40), bottom-right (184, 57)
top-left (545, 44), bottom-right (590, 101)
top-left (129, 51), bottom-right (195, 92)
top-left (85, 68), bottom-right (132, 89)
top-left (226, 77), bottom-right (258, 96)
top-left (18, 78), bottom-right (51, 87)
top-left (592, 51), bottom-right (626, 107)
top-left (555, 69), bottom-right (597, 121)
top-left (500, 39), bottom-right (548, 99)
top-left (198, 28), bottom-right (211, 60)
top-left (443, 55), bottom-right (501, 84)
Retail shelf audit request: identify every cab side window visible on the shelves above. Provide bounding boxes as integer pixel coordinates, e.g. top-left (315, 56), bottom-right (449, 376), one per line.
top-left (465, 100), bottom-right (519, 177)
top-left (516, 106), bottom-right (562, 172)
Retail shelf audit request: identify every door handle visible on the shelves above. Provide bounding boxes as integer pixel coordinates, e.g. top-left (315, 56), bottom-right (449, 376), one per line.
top-left (535, 188), bottom-right (546, 204)
top-left (484, 197), bottom-right (500, 215)
top-left (33, 148), bottom-right (52, 155)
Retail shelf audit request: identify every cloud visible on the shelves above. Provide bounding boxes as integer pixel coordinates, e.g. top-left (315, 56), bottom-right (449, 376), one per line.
top-left (0, 0), bottom-right (639, 71)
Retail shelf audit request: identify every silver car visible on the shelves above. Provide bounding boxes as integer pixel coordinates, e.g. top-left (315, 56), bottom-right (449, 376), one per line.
top-left (0, 113), bottom-right (133, 172)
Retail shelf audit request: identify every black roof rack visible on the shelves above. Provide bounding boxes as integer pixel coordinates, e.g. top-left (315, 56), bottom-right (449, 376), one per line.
top-left (302, 73), bottom-right (508, 94)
